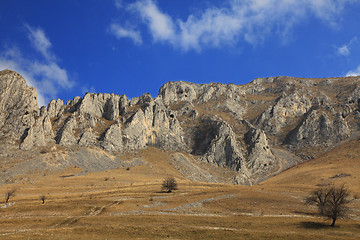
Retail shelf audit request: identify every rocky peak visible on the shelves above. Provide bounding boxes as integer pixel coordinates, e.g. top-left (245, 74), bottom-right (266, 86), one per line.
top-left (158, 81), bottom-right (197, 104)
top-left (78, 92), bottom-right (127, 121)
top-left (1, 69), bottom-right (360, 185)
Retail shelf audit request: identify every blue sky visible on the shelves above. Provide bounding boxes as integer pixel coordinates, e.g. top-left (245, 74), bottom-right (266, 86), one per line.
top-left (1, 0), bottom-right (360, 106)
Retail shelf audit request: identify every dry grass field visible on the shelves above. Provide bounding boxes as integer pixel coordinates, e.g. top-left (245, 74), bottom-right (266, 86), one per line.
top-left (0, 144), bottom-right (359, 239)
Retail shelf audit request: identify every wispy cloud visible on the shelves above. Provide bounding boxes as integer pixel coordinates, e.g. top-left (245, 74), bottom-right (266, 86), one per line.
top-left (338, 45), bottom-right (350, 56)
top-left (110, 24), bottom-right (142, 45)
top-left (346, 65), bottom-right (360, 76)
top-left (25, 24), bottom-right (55, 61)
top-left (0, 25), bottom-right (73, 106)
top-left (113, 0), bottom-right (358, 51)
top-left (114, 0), bottom-right (122, 9)
top-left (339, 37), bottom-right (360, 76)
top-left (338, 37), bottom-right (358, 56)
top-left (129, 0), bottom-right (175, 43)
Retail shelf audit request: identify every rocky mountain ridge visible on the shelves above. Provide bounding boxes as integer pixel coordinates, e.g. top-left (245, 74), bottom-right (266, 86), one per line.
top-left (1, 69), bottom-right (359, 185)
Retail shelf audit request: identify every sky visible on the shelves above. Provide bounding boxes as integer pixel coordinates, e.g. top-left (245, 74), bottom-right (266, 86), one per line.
top-left (1, 0), bottom-right (360, 106)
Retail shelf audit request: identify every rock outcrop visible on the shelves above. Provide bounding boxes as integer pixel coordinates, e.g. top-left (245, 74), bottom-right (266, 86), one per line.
top-left (244, 128), bottom-right (276, 179)
top-left (255, 91), bottom-right (312, 136)
top-left (1, 69), bottom-right (360, 185)
top-left (20, 107), bottom-right (54, 150)
top-left (0, 70), bottom-right (39, 145)
top-left (285, 108), bottom-right (350, 152)
top-left (159, 81), bottom-right (197, 104)
top-left (200, 117), bottom-right (245, 171)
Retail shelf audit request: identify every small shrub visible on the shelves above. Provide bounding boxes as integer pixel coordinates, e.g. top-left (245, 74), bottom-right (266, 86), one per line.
top-left (161, 177), bottom-right (177, 193)
top-left (40, 195), bottom-right (46, 204)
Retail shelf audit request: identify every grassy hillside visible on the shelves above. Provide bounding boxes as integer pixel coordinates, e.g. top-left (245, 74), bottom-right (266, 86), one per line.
top-left (262, 138), bottom-right (360, 193)
top-left (0, 145), bottom-right (359, 239)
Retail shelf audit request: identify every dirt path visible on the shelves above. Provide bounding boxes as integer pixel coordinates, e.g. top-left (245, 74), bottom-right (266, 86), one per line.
top-left (165, 194), bottom-right (237, 212)
top-left (0, 200), bottom-right (123, 237)
top-left (52, 200), bottom-right (123, 227)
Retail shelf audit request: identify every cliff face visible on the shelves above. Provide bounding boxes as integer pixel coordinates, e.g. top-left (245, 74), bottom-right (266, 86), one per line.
top-left (1, 69), bottom-right (360, 184)
top-left (0, 70), bottom-right (39, 144)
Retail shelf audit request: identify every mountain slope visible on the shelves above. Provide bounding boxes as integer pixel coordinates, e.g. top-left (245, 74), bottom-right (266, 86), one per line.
top-left (262, 137), bottom-right (360, 193)
top-left (1, 69), bottom-right (360, 185)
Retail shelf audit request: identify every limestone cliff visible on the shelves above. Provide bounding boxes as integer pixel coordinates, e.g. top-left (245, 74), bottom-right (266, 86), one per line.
top-left (1, 69), bottom-right (360, 185)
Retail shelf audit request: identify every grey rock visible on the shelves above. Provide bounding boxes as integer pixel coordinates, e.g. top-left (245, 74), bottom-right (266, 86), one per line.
top-left (0, 70), bottom-right (39, 144)
top-left (56, 115), bottom-right (78, 145)
top-left (101, 121), bottom-right (123, 152)
top-left (78, 129), bottom-right (97, 146)
top-left (159, 81), bottom-right (197, 104)
top-left (245, 128), bottom-right (275, 173)
top-left (122, 110), bottom-right (147, 150)
top-left (255, 91), bottom-right (312, 135)
top-left (285, 108), bottom-right (350, 150)
top-left (47, 99), bottom-right (65, 119)
top-left (129, 93), bottom-right (153, 107)
top-left (174, 101), bottom-right (198, 119)
top-left (79, 92), bottom-right (128, 121)
top-left (20, 111), bottom-right (55, 149)
top-left (201, 117), bottom-right (245, 171)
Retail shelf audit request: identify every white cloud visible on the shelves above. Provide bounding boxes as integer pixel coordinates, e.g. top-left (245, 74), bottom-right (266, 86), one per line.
top-left (115, 0), bottom-right (358, 51)
top-left (346, 65), bottom-right (360, 76)
top-left (31, 62), bottom-right (73, 89)
top-left (129, 0), bottom-right (175, 43)
top-left (178, 7), bottom-right (243, 50)
top-left (337, 37), bottom-right (358, 56)
top-left (338, 45), bottom-right (350, 56)
top-left (25, 24), bottom-right (55, 61)
top-left (110, 24), bottom-right (142, 45)
top-left (0, 25), bottom-right (73, 106)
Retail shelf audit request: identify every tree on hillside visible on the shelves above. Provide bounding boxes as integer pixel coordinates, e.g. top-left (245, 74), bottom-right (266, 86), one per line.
top-left (305, 184), bottom-right (351, 227)
top-left (40, 195), bottom-right (46, 204)
top-left (5, 189), bottom-right (16, 203)
top-left (305, 186), bottom-right (331, 215)
top-left (162, 177), bottom-right (177, 193)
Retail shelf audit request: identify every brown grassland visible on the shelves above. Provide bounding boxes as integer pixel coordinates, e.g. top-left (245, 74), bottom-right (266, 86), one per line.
top-left (0, 140), bottom-right (359, 239)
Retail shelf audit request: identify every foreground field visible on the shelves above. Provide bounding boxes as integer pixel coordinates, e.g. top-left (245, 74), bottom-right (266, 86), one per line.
top-left (0, 144), bottom-right (359, 239)
top-left (0, 180), bottom-right (359, 239)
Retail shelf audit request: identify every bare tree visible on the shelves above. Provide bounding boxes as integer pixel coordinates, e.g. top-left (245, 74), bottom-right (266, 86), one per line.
top-left (305, 186), bottom-right (331, 215)
top-left (305, 184), bottom-right (351, 227)
top-left (161, 177), bottom-right (177, 193)
top-left (5, 189), bottom-right (16, 203)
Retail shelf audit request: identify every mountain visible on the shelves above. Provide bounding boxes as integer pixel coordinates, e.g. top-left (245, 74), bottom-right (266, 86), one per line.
top-left (1, 69), bottom-right (360, 185)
